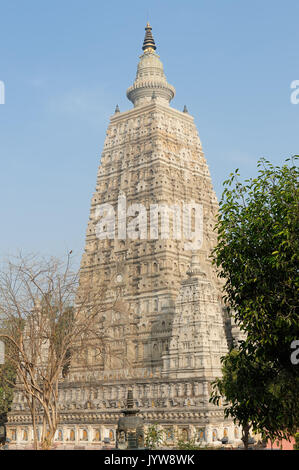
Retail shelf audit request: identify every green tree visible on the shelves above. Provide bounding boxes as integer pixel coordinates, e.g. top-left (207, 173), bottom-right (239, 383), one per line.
top-left (144, 424), bottom-right (165, 449)
top-left (176, 437), bottom-right (207, 450)
top-left (0, 359), bottom-right (16, 445)
top-left (210, 350), bottom-right (252, 449)
top-left (293, 432), bottom-right (299, 450)
top-left (0, 360), bottom-right (15, 416)
top-left (209, 348), bottom-right (294, 448)
top-left (212, 157), bottom-right (299, 442)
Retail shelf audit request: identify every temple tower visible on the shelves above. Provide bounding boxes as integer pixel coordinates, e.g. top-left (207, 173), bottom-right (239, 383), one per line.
top-left (79, 23), bottom-right (223, 376)
top-left (7, 24), bottom-right (241, 448)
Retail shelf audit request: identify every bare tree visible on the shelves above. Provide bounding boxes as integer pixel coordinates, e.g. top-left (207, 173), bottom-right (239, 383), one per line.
top-left (0, 253), bottom-right (111, 449)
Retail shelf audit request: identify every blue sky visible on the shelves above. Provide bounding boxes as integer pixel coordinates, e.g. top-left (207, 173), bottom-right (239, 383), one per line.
top-left (0, 0), bottom-right (298, 266)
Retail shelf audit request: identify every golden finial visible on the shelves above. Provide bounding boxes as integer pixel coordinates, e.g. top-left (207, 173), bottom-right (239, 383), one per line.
top-left (142, 22), bottom-right (156, 52)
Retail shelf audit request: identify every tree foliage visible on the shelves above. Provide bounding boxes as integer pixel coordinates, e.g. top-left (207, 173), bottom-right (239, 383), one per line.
top-left (211, 156), bottom-right (299, 442)
top-left (294, 432), bottom-right (299, 450)
top-left (0, 360), bottom-right (15, 416)
top-left (210, 348), bottom-right (299, 445)
top-left (144, 424), bottom-right (165, 449)
top-left (176, 437), bottom-right (207, 450)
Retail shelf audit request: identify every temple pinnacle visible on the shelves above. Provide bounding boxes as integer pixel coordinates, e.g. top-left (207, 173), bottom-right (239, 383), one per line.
top-left (187, 251), bottom-right (206, 278)
top-left (142, 22), bottom-right (156, 52)
top-left (127, 23), bottom-right (175, 106)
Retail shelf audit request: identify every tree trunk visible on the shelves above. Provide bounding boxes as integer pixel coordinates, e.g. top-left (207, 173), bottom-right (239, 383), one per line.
top-left (241, 423), bottom-right (250, 449)
top-left (41, 413), bottom-right (48, 449)
top-left (31, 398), bottom-right (38, 450)
top-left (41, 401), bottom-right (57, 450)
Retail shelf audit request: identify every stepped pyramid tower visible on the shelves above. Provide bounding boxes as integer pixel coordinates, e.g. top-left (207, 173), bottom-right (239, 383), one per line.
top-left (7, 24), bottom-right (241, 448)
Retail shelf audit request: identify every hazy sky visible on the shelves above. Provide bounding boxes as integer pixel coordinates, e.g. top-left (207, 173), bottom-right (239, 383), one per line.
top-left (0, 0), bottom-right (298, 266)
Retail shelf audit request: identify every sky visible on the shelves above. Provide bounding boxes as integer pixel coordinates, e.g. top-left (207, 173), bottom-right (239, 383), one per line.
top-left (0, 0), bottom-right (298, 266)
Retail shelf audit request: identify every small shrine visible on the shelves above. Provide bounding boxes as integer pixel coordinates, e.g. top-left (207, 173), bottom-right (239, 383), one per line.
top-left (116, 389), bottom-right (144, 449)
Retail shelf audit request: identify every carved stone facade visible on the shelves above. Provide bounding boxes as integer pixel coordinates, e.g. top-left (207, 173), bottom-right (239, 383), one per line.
top-left (7, 24), bottom-right (242, 448)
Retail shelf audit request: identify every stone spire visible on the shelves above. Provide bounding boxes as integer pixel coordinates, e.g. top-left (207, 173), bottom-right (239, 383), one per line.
top-left (126, 23), bottom-right (175, 107)
top-left (186, 251), bottom-right (206, 278)
top-left (126, 389), bottom-right (134, 409)
top-left (142, 22), bottom-right (156, 52)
